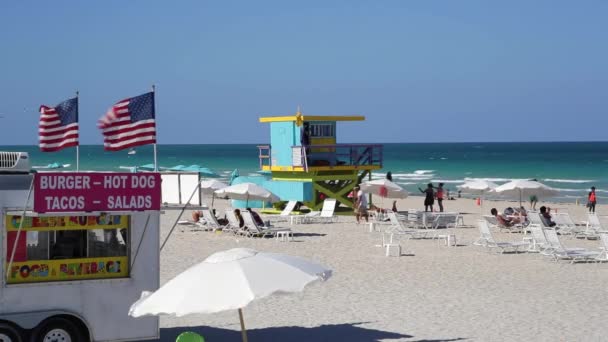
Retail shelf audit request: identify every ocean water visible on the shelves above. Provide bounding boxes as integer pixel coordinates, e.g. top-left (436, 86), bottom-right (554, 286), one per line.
top-left (1, 142), bottom-right (606, 202)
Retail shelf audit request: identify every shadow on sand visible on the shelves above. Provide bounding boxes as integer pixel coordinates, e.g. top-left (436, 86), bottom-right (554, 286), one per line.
top-left (158, 322), bottom-right (417, 341)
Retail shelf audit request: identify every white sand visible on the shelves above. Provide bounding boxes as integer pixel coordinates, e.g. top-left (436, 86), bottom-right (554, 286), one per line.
top-left (154, 197), bottom-right (608, 341)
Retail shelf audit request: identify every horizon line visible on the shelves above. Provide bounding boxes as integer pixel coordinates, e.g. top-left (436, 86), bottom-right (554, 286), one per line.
top-left (2, 140), bottom-right (608, 147)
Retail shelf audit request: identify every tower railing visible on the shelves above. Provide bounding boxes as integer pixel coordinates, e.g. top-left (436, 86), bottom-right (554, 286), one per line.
top-left (293, 144), bottom-right (382, 169)
top-left (257, 145), bottom-right (271, 169)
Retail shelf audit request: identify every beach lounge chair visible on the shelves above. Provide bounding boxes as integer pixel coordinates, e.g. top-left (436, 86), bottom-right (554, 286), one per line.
top-left (225, 210), bottom-right (244, 235)
top-left (594, 232), bottom-right (608, 262)
top-left (474, 220), bottom-right (528, 253)
top-left (200, 209), bottom-right (226, 232)
top-left (241, 211), bottom-right (292, 238)
top-left (384, 212), bottom-right (422, 241)
top-left (576, 213), bottom-right (602, 240)
top-left (543, 228), bottom-right (599, 263)
top-left (553, 212), bottom-right (580, 237)
top-left (267, 200), bottom-right (298, 223)
top-left (526, 224), bottom-right (552, 254)
top-left (297, 198), bottom-right (337, 224)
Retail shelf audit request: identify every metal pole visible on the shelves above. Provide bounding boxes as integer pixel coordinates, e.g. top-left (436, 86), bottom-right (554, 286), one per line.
top-left (152, 84), bottom-right (158, 172)
top-left (6, 177), bottom-right (34, 282)
top-left (160, 181), bottom-right (201, 251)
top-left (130, 213), bottom-right (151, 270)
top-left (76, 90), bottom-right (80, 171)
top-left (238, 308), bottom-right (249, 342)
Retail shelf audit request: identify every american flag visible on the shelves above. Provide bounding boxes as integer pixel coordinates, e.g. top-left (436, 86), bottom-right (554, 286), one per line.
top-left (98, 92), bottom-right (156, 151)
top-left (39, 97), bottom-right (79, 152)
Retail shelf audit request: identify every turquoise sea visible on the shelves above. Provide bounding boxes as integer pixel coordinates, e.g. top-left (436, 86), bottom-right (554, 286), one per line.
top-left (1, 142), bottom-right (606, 202)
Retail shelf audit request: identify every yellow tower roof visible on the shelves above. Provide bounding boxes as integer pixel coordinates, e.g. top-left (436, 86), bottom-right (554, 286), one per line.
top-left (259, 114), bottom-right (365, 123)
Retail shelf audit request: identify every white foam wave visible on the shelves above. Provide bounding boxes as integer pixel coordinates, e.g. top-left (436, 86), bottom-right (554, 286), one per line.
top-left (543, 178), bottom-right (595, 184)
top-left (431, 179), bottom-right (465, 184)
top-left (391, 173), bottom-right (434, 179)
top-left (464, 177), bottom-right (516, 182)
top-left (414, 170), bottom-right (435, 175)
top-left (552, 188), bottom-right (583, 192)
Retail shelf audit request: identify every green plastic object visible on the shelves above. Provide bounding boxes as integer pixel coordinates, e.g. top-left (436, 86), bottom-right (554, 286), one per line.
top-left (176, 331), bottom-right (205, 342)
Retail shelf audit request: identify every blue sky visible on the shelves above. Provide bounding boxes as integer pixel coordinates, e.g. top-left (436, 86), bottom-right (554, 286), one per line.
top-left (1, 1), bottom-right (606, 144)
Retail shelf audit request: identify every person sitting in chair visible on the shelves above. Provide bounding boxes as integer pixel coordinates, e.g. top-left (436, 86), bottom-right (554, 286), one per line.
top-left (491, 208), bottom-right (515, 227)
top-left (539, 206), bottom-right (556, 227)
top-left (246, 207), bottom-right (265, 226)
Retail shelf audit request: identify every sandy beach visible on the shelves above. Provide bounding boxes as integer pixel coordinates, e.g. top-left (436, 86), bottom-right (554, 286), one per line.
top-left (152, 196), bottom-right (608, 342)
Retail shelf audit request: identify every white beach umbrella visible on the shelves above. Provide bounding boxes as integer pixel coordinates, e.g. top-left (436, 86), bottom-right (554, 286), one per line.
top-left (129, 248), bottom-right (331, 342)
top-left (200, 179), bottom-right (228, 194)
top-left (200, 180), bottom-right (228, 207)
top-left (492, 179), bottom-right (559, 206)
top-left (458, 180), bottom-right (499, 213)
top-left (215, 182), bottom-right (280, 206)
top-left (359, 179), bottom-right (408, 199)
top-left (458, 180), bottom-right (499, 193)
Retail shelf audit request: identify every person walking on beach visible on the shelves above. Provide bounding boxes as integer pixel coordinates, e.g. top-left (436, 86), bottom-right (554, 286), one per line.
top-left (354, 186), bottom-right (369, 223)
top-left (419, 183), bottom-right (435, 212)
top-left (588, 187), bottom-right (597, 213)
top-left (436, 183), bottom-right (445, 212)
top-left (529, 195), bottom-right (538, 211)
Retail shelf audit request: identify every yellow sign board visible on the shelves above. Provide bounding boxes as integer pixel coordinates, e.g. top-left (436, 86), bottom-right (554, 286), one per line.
top-left (7, 256), bottom-right (129, 284)
top-left (6, 214), bottom-right (128, 232)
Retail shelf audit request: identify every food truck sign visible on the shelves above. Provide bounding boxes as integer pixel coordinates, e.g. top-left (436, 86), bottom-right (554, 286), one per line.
top-left (34, 172), bottom-right (161, 212)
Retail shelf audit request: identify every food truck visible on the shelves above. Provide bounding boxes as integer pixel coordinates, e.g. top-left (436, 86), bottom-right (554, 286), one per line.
top-left (0, 152), bottom-right (161, 342)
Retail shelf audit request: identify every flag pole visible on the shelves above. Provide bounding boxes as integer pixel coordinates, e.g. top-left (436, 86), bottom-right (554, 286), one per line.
top-left (76, 90), bottom-right (80, 171)
top-left (152, 84), bottom-right (158, 172)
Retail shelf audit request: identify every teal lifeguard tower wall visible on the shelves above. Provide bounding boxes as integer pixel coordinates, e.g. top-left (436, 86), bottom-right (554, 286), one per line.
top-left (257, 112), bottom-right (383, 210)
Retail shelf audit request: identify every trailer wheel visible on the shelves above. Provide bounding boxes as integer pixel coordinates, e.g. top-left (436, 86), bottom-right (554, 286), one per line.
top-left (31, 317), bottom-right (84, 342)
top-left (0, 322), bottom-right (22, 342)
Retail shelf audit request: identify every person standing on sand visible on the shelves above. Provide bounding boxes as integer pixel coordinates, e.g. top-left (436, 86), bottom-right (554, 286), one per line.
top-left (529, 195), bottom-right (538, 210)
top-left (418, 183), bottom-right (435, 212)
top-left (436, 182), bottom-right (445, 212)
top-left (354, 186), bottom-right (369, 223)
top-left (588, 186), bottom-right (597, 213)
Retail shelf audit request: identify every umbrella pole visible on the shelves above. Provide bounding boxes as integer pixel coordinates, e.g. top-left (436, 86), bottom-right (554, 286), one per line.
top-left (519, 189), bottom-right (522, 208)
top-left (211, 193), bottom-right (215, 208)
top-left (238, 308), bottom-right (249, 342)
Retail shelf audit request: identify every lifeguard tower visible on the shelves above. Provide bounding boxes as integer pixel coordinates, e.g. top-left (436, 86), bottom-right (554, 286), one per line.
top-left (257, 111), bottom-right (383, 210)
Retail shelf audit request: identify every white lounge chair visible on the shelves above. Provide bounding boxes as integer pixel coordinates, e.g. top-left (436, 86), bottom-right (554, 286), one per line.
top-left (266, 200), bottom-right (298, 223)
top-left (543, 228), bottom-right (599, 263)
top-left (576, 213), bottom-right (602, 240)
top-left (225, 210), bottom-right (244, 235)
top-left (595, 232), bottom-right (608, 262)
top-left (241, 211), bottom-right (292, 238)
top-left (474, 220), bottom-right (528, 253)
top-left (553, 212), bottom-right (580, 237)
top-left (297, 198), bottom-right (337, 224)
top-left (526, 224), bottom-right (552, 254)
top-left (200, 209), bottom-right (226, 232)
top-left (383, 212), bottom-right (422, 242)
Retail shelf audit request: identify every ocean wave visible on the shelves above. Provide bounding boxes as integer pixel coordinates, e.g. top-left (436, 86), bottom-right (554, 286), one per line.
top-left (464, 177), bottom-right (516, 182)
top-left (414, 170), bottom-right (435, 175)
top-left (552, 188), bottom-right (584, 192)
top-left (543, 178), bottom-right (595, 184)
top-left (431, 179), bottom-right (465, 184)
top-left (391, 173), bottom-right (434, 179)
